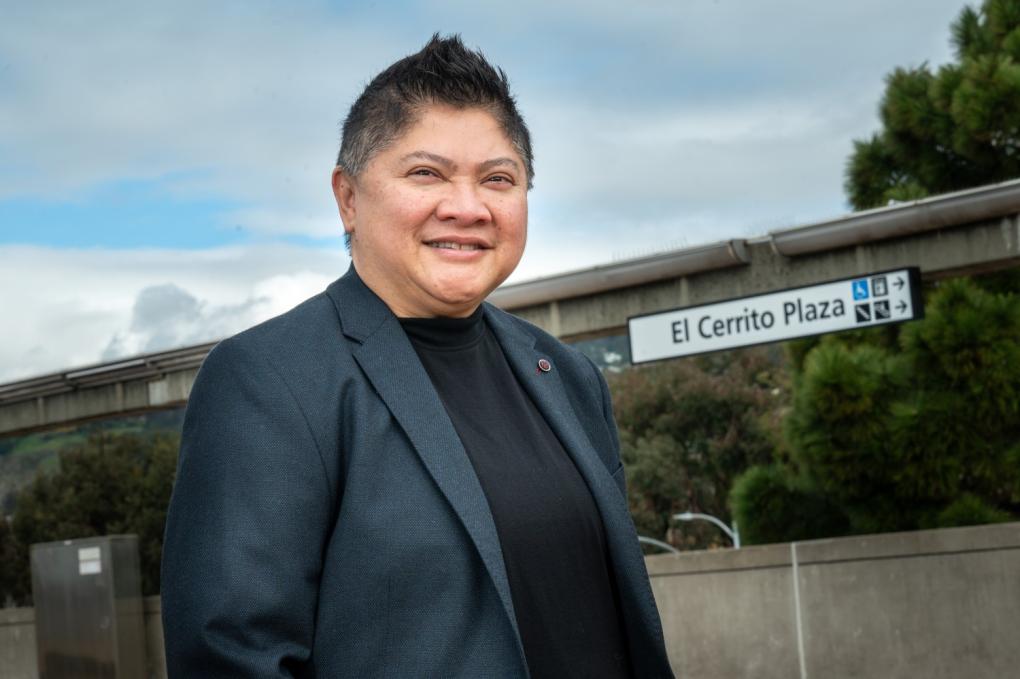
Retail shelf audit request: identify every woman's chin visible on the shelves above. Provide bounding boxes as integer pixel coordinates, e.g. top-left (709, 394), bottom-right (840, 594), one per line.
top-left (428, 279), bottom-right (494, 309)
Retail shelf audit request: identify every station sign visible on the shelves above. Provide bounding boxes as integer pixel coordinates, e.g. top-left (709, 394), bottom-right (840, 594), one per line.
top-left (628, 267), bottom-right (923, 364)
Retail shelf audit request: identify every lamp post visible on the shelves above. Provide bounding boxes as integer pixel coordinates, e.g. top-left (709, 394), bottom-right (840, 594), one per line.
top-left (637, 535), bottom-right (680, 555)
top-left (673, 511), bottom-right (741, 549)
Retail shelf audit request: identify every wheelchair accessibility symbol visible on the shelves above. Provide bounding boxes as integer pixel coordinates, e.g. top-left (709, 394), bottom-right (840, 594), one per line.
top-left (852, 279), bottom-right (869, 300)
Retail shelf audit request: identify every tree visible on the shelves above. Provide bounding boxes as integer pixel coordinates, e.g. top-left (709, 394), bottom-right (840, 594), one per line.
top-left (5, 431), bottom-right (178, 605)
top-left (845, 0), bottom-right (1020, 209)
top-left (733, 277), bottom-right (1020, 543)
top-left (729, 464), bottom-right (848, 546)
top-left (0, 518), bottom-right (18, 607)
top-left (608, 347), bottom-right (788, 550)
top-left (733, 0), bottom-right (1020, 547)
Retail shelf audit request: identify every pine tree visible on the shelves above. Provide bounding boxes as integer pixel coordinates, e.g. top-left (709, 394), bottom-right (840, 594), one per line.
top-left (732, 278), bottom-right (1020, 543)
top-left (846, 0), bottom-right (1020, 209)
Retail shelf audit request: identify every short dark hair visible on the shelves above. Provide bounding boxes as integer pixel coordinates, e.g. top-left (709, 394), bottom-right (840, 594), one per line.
top-left (336, 34), bottom-right (534, 188)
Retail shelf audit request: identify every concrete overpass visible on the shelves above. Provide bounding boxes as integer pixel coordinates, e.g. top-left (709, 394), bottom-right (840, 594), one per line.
top-left (2, 178), bottom-right (1019, 438)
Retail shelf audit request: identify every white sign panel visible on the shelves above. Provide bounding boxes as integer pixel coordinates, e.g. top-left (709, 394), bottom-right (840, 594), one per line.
top-left (629, 268), bottom-right (923, 363)
top-left (78, 546), bottom-right (102, 575)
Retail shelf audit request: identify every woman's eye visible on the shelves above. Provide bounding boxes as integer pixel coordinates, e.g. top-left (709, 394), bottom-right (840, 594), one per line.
top-left (410, 168), bottom-right (437, 178)
top-left (486, 175), bottom-right (513, 184)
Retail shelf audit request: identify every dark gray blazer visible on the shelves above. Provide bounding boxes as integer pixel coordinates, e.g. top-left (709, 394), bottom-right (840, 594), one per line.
top-left (161, 266), bottom-right (674, 678)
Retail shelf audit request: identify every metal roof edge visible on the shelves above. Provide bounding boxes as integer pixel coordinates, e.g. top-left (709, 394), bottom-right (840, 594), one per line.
top-left (769, 178), bottom-right (1020, 256)
top-left (490, 239), bottom-right (749, 309)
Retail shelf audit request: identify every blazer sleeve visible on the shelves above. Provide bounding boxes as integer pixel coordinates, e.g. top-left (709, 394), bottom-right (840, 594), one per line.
top-left (161, 336), bottom-right (334, 678)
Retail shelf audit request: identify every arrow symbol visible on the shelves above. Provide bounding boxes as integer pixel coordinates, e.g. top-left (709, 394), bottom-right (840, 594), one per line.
top-left (893, 277), bottom-right (905, 290)
top-left (896, 301), bottom-right (907, 314)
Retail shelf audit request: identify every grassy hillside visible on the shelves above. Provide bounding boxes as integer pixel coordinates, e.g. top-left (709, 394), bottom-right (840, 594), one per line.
top-left (0, 407), bottom-right (185, 514)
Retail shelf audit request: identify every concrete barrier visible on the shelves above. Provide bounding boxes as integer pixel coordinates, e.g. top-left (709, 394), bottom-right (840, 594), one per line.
top-left (0, 606), bottom-right (36, 679)
top-left (647, 521), bottom-right (1020, 678)
top-left (2, 522), bottom-right (1018, 677)
top-left (0, 596), bottom-right (166, 679)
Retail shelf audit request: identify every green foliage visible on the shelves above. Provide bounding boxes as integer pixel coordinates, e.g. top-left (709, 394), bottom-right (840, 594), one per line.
top-left (845, 0), bottom-right (1020, 209)
top-left (933, 493), bottom-right (1013, 527)
top-left (0, 518), bottom-right (17, 607)
top-left (738, 276), bottom-right (1020, 545)
top-left (786, 342), bottom-right (906, 509)
top-left (0, 408), bottom-right (185, 518)
top-left (4, 431), bottom-right (179, 605)
top-left (730, 465), bottom-right (849, 546)
top-left (609, 347), bottom-right (788, 551)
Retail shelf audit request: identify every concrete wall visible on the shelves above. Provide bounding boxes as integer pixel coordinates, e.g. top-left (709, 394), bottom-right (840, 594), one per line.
top-left (0, 596), bottom-right (166, 679)
top-left (2, 523), bottom-right (1018, 677)
top-left (0, 368), bottom-right (199, 438)
top-left (647, 521), bottom-right (1020, 678)
top-left (0, 606), bottom-right (36, 679)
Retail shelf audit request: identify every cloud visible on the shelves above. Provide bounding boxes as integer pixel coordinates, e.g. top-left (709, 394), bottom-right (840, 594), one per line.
top-left (0, 0), bottom-right (410, 241)
top-left (0, 0), bottom-right (968, 246)
top-left (0, 243), bottom-right (345, 382)
top-left (103, 283), bottom-right (246, 359)
top-left (103, 269), bottom-right (343, 361)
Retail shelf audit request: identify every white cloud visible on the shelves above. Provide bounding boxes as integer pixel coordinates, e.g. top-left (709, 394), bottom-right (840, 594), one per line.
top-left (0, 0), bottom-right (969, 240)
top-left (0, 244), bottom-right (345, 382)
top-left (0, 0), bottom-right (407, 241)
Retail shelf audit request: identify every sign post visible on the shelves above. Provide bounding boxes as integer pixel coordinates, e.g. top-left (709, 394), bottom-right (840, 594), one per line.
top-left (628, 267), bottom-right (923, 364)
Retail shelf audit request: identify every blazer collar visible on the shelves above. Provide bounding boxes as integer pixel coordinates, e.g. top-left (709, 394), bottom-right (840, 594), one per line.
top-left (324, 265), bottom-right (394, 344)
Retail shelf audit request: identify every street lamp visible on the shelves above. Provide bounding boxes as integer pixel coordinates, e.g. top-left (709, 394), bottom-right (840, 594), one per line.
top-left (637, 535), bottom-right (680, 555)
top-left (673, 511), bottom-right (741, 549)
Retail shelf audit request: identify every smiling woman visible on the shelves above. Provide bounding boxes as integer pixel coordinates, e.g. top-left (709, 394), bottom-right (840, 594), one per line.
top-left (332, 105), bottom-right (528, 318)
top-left (161, 34), bottom-right (674, 679)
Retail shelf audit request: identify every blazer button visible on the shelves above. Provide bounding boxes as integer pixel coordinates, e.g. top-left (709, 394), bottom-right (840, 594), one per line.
top-left (537, 358), bottom-right (552, 372)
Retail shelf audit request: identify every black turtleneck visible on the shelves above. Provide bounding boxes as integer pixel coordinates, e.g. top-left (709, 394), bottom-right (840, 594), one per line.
top-left (399, 308), bottom-right (632, 679)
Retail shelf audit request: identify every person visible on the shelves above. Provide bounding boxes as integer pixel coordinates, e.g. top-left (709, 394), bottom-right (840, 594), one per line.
top-left (161, 34), bottom-right (674, 678)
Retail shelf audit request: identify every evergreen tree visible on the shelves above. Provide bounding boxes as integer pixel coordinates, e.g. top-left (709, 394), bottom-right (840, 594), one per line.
top-left (733, 278), bottom-right (1020, 543)
top-left (6, 432), bottom-right (178, 605)
top-left (846, 0), bottom-right (1020, 209)
top-left (733, 0), bottom-right (1020, 547)
top-left (0, 518), bottom-right (17, 607)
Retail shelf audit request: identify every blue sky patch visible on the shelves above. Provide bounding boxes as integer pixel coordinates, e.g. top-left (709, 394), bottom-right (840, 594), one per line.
top-left (0, 178), bottom-right (247, 249)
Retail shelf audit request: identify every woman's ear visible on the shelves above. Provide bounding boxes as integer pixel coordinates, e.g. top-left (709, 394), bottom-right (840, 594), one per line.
top-left (331, 166), bottom-right (357, 235)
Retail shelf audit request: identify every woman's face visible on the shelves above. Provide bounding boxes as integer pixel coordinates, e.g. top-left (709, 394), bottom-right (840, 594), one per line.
top-left (333, 104), bottom-right (528, 318)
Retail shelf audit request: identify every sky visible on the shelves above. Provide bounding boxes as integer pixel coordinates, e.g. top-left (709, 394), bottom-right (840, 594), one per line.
top-left (0, 0), bottom-right (971, 383)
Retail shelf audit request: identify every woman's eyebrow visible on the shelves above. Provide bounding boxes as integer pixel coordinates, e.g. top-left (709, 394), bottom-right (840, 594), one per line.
top-left (479, 157), bottom-right (521, 173)
top-left (400, 151), bottom-right (455, 169)
top-left (399, 151), bottom-right (520, 174)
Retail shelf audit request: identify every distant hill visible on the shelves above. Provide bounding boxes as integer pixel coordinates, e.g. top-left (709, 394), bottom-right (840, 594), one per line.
top-left (0, 407), bottom-right (185, 514)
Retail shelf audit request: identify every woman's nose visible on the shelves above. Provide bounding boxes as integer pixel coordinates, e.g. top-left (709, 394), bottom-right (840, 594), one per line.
top-left (435, 182), bottom-right (493, 225)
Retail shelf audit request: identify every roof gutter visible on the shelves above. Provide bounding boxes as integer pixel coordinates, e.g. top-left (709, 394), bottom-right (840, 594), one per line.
top-left (769, 177), bottom-right (1020, 257)
top-left (489, 239), bottom-right (749, 310)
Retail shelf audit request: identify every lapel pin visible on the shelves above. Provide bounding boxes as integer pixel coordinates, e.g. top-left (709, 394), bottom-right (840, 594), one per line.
top-left (537, 358), bottom-right (552, 372)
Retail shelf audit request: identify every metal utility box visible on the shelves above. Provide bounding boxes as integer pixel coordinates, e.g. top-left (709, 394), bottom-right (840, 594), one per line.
top-left (30, 535), bottom-right (147, 679)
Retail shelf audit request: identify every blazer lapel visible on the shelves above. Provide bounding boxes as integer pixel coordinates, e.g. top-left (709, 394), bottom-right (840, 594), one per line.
top-left (484, 306), bottom-right (667, 664)
top-left (326, 268), bottom-right (524, 655)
